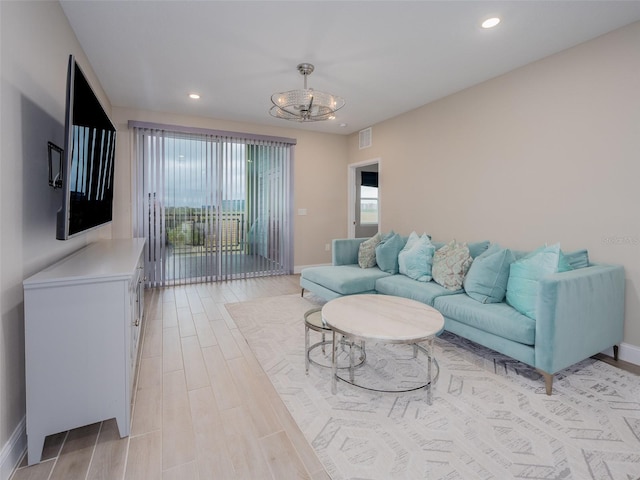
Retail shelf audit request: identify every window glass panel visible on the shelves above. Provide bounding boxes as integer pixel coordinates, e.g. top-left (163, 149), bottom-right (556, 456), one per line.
top-left (360, 185), bottom-right (378, 199)
top-left (360, 184), bottom-right (379, 224)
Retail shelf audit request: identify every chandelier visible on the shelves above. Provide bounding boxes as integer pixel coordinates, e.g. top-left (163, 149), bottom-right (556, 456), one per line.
top-left (269, 63), bottom-right (345, 122)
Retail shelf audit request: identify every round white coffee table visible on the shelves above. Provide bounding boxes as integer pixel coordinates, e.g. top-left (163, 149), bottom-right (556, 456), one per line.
top-left (322, 294), bottom-right (444, 404)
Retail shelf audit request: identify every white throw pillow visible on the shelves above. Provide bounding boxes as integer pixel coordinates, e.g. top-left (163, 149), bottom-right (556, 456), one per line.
top-left (398, 233), bottom-right (435, 282)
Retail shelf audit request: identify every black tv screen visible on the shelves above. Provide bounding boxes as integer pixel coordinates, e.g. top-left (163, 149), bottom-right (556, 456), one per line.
top-left (56, 55), bottom-right (116, 240)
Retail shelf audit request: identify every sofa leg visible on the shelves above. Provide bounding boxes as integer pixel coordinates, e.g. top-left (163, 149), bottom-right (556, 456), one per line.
top-left (613, 344), bottom-right (619, 361)
top-left (540, 371), bottom-right (554, 395)
top-left (301, 287), bottom-right (304, 298)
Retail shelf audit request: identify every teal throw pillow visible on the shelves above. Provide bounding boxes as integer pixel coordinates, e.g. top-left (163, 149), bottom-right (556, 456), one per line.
top-left (463, 244), bottom-right (515, 303)
top-left (506, 243), bottom-right (573, 319)
top-left (564, 249), bottom-right (589, 269)
top-left (358, 232), bottom-right (382, 268)
top-left (375, 233), bottom-right (406, 274)
top-left (398, 233), bottom-right (435, 282)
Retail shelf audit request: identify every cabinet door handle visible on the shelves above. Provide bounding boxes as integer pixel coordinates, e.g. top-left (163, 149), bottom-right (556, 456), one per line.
top-left (134, 319), bottom-right (140, 327)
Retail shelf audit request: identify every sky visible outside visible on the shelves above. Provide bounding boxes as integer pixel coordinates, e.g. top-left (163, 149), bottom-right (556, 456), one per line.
top-left (162, 137), bottom-right (246, 208)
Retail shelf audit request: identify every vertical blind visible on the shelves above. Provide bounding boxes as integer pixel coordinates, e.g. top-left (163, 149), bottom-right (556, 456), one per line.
top-left (130, 121), bottom-right (295, 287)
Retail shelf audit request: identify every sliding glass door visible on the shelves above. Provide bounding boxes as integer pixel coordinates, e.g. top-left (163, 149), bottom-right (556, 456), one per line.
top-left (131, 123), bottom-right (295, 287)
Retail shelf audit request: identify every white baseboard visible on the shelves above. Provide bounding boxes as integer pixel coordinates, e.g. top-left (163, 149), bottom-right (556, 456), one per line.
top-left (0, 416), bottom-right (26, 480)
top-left (293, 263), bottom-right (331, 274)
top-left (601, 342), bottom-right (640, 366)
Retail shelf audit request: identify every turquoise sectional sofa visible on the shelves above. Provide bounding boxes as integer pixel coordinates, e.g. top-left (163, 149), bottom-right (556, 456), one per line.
top-left (300, 237), bottom-right (625, 394)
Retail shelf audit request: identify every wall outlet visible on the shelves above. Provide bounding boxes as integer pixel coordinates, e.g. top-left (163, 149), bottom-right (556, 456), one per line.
top-left (325, 243), bottom-right (330, 251)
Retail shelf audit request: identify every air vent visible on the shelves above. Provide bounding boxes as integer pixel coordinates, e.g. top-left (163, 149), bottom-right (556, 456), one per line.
top-left (359, 127), bottom-right (372, 149)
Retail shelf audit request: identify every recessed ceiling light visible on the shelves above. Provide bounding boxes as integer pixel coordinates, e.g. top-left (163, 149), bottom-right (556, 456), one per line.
top-left (481, 17), bottom-right (501, 29)
top-left (339, 123), bottom-right (348, 128)
top-left (188, 93), bottom-right (200, 99)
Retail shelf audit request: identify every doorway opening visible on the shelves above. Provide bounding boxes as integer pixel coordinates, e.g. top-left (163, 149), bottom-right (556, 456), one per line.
top-left (348, 158), bottom-right (380, 238)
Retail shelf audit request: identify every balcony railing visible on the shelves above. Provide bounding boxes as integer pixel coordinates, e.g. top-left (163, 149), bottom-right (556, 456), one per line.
top-left (165, 209), bottom-right (245, 254)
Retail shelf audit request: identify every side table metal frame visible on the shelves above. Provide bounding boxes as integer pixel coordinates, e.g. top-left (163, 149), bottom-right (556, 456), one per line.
top-left (304, 307), bottom-right (365, 373)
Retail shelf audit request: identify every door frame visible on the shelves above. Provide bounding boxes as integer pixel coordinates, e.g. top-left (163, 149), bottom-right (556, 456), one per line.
top-left (348, 157), bottom-right (381, 238)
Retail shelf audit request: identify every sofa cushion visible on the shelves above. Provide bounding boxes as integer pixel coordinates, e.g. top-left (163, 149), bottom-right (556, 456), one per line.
top-left (301, 264), bottom-right (391, 295)
top-left (358, 232), bottom-right (382, 268)
top-left (463, 244), bottom-right (515, 304)
top-left (432, 240), bottom-right (490, 259)
top-left (375, 233), bottom-right (406, 274)
top-left (375, 275), bottom-right (459, 306)
top-left (564, 249), bottom-right (589, 269)
top-left (432, 240), bottom-right (473, 291)
top-left (506, 243), bottom-right (573, 319)
top-left (398, 233), bottom-right (435, 282)
top-left (434, 294), bottom-right (535, 345)
top-left (468, 240), bottom-right (491, 259)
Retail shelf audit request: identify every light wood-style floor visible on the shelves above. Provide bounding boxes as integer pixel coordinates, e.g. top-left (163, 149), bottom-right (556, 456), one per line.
top-left (11, 274), bottom-right (329, 480)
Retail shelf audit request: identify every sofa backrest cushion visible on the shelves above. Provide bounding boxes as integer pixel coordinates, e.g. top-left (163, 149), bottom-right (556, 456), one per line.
top-left (332, 238), bottom-right (367, 265)
top-left (563, 249), bottom-right (590, 269)
top-left (433, 240), bottom-right (490, 259)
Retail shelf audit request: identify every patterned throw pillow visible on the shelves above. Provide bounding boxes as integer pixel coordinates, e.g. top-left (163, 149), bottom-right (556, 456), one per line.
top-left (358, 232), bottom-right (382, 268)
top-left (432, 240), bottom-right (473, 291)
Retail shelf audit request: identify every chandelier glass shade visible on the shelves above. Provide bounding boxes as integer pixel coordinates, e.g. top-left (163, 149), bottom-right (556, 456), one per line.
top-left (270, 63), bottom-right (345, 122)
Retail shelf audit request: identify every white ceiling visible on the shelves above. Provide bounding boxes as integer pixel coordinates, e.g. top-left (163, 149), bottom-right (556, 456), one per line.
top-left (60, 1), bottom-right (640, 135)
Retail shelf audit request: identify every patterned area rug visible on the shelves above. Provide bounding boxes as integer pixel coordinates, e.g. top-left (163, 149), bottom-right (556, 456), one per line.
top-left (226, 294), bottom-right (640, 480)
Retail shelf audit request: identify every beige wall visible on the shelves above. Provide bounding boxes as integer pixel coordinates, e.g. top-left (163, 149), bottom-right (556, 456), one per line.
top-left (0, 0), bottom-right (112, 469)
top-left (110, 108), bottom-right (349, 269)
top-left (348, 22), bottom-right (640, 350)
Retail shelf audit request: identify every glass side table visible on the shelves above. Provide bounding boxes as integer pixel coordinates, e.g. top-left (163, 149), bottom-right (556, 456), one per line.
top-left (304, 307), bottom-right (365, 373)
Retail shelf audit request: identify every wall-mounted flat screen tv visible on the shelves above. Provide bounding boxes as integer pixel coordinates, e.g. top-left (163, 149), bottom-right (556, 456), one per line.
top-left (56, 54), bottom-right (116, 240)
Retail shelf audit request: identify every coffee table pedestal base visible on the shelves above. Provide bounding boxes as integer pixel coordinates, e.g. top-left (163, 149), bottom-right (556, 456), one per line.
top-left (331, 332), bottom-right (438, 405)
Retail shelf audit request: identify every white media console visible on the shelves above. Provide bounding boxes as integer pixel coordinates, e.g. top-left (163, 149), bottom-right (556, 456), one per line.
top-left (23, 238), bottom-right (146, 465)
